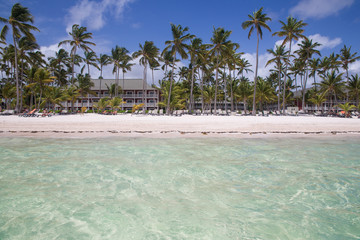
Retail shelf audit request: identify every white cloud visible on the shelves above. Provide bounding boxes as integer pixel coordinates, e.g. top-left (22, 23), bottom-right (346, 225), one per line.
top-left (349, 61), bottom-right (360, 75)
top-left (307, 34), bottom-right (342, 50)
top-left (290, 0), bottom-right (354, 19)
top-left (65, 0), bottom-right (135, 32)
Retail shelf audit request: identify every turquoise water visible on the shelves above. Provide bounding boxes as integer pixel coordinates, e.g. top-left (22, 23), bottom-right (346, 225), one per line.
top-left (0, 137), bottom-right (359, 239)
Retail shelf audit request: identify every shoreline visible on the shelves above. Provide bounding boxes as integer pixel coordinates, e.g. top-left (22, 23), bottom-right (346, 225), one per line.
top-left (1, 114), bottom-right (360, 139)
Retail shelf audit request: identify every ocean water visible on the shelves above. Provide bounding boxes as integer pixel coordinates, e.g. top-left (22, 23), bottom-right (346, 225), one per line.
top-left (0, 137), bottom-right (359, 240)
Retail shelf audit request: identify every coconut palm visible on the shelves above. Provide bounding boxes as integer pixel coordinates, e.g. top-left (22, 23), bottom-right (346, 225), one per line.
top-left (254, 77), bottom-right (276, 112)
top-left (309, 92), bottom-right (326, 113)
top-left (208, 27), bottom-right (234, 113)
top-left (340, 45), bottom-right (360, 101)
top-left (309, 58), bottom-right (320, 91)
top-left (295, 38), bottom-right (321, 111)
top-left (348, 74), bottom-right (360, 106)
top-left (93, 97), bottom-right (109, 113)
top-left (319, 70), bottom-right (344, 109)
top-left (27, 68), bottom-right (54, 109)
top-left (0, 3), bottom-right (39, 112)
top-left (337, 102), bottom-right (356, 117)
top-left (163, 23), bottom-right (194, 115)
top-left (111, 46), bottom-right (129, 97)
top-left (107, 97), bottom-right (124, 112)
top-left (77, 73), bottom-right (95, 108)
top-left (235, 77), bottom-right (253, 114)
top-left (266, 45), bottom-right (289, 111)
top-left (82, 51), bottom-right (99, 76)
top-left (273, 16), bottom-right (307, 114)
top-left (132, 41), bottom-right (159, 113)
top-left (58, 24), bottom-right (95, 85)
top-left (242, 7), bottom-right (272, 115)
top-left (187, 37), bottom-right (203, 112)
top-left (98, 54), bottom-right (111, 97)
top-left (64, 86), bottom-right (80, 112)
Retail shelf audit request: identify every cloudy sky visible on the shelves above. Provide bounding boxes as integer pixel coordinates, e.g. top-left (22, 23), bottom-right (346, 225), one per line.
top-left (1, 0), bottom-right (359, 83)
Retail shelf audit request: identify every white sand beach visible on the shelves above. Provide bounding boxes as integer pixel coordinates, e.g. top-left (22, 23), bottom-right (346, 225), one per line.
top-left (0, 114), bottom-right (359, 138)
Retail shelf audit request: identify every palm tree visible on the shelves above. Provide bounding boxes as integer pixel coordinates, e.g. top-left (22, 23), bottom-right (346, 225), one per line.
top-left (27, 68), bottom-right (54, 109)
top-left (93, 97), bottom-right (109, 113)
top-left (348, 74), bottom-right (360, 106)
top-left (337, 102), bottom-right (356, 117)
top-left (242, 7), bottom-right (272, 115)
top-left (64, 86), bottom-right (80, 112)
top-left (58, 24), bottom-right (95, 85)
top-left (77, 73), bottom-right (95, 108)
top-left (295, 38), bottom-right (321, 111)
top-left (208, 27), bottom-right (234, 113)
top-left (188, 37), bottom-right (203, 112)
top-left (132, 41), bottom-right (159, 113)
top-left (98, 54), bottom-right (111, 97)
top-left (119, 54), bottom-right (134, 110)
top-left (340, 45), bottom-right (360, 101)
top-left (273, 16), bottom-right (307, 114)
top-left (111, 46), bottom-right (129, 97)
top-left (0, 3), bottom-right (39, 112)
top-left (319, 70), bottom-right (344, 109)
top-left (163, 23), bottom-right (194, 115)
top-left (254, 77), bottom-right (276, 112)
top-left (309, 58), bottom-right (320, 91)
top-left (309, 92), bottom-right (326, 113)
top-left (82, 51), bottom-right (99, 76)
top-left (266, 45), bottom-right (288, 111)
top-left (236, 77), bottom-right (253, 113)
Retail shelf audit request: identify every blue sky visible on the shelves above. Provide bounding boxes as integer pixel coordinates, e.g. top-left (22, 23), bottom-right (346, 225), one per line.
top-left (1, 0), bottom-right (360, 81)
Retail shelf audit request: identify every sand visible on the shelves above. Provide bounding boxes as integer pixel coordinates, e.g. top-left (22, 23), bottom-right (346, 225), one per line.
top-left (0, 113), bottom-right (359, 138)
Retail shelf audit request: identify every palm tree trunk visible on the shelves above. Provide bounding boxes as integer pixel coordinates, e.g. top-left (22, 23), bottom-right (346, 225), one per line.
top-left (346, 68), bottom-right (349, 102)
top-left (214, 55), bottom-right (219, 113)
top-left (252, 31), bottom-right (260, 116)
top-left (190, 65), bottom-right (195, 112)
top-left (167, 53), bottom-right (176, 115)
top-left (277, 67), bottom-right (281, 111)
top-left (13, 33), bottom-right (20, 113)
top-left (201, 69), bottom-right (204, 113)
top-left (224, 66), bottom-right (227, 113)
top-left (122, 71), bottom-right (125, 111)
top-left (303, 60), bottom-right (309, 112)
top-left (283, 41), bottom-right (292, 114)
top-left (143, 62), bottom-right (147, 114)
top-left (71, 48), bottom-right (76, 86)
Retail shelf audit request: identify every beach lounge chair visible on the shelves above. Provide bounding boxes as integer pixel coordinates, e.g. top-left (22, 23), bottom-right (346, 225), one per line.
top-left (1, 109), bottom-right (15, 115)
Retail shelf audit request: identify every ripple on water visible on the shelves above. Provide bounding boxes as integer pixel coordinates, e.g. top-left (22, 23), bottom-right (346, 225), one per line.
top-left (0, 137), bottom-right (359, 239)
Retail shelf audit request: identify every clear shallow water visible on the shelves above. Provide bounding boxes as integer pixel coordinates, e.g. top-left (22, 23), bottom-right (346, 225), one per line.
top-left (0, 137), bottom-right (359, 240)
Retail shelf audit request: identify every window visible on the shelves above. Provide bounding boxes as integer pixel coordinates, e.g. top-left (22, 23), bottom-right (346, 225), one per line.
top-left (126, 91), bottom-right (132, 95)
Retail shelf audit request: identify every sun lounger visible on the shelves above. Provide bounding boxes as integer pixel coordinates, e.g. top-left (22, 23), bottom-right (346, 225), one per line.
top-left (1, 110), bottom-right (15, 115)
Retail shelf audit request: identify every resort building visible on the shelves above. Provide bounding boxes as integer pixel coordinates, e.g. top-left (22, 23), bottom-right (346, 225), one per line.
top-left (61, 79), bottom-right (160, 111)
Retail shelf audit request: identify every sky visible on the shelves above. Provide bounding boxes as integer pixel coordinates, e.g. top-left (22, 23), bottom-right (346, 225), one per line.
top-left (1, 0), bottom-right (360, 84)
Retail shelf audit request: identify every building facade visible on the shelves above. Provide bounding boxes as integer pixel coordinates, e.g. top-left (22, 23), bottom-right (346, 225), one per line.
top-left (62, 79), bottom-right (160, 111)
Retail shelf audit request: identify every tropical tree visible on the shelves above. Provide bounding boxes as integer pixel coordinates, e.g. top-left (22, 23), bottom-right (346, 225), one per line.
top-left (163, 23), bottom-right (194, 114)
top-left (111, 46), bottom-right (129, 97)
top-left (77, 73), bottom-right (95, 108)
top-left (1, 82), bottom-right (16, 109)
top-left (273, 16), bottom-right (307, 114)
top-left (348, 74), bottom-right (360, 106)
top-left (0, 3), bottom-right (39, 112)
top-left (64, 85), bottom-right (80, 112)
top-left (235, 78), bottom-right (253, 114)
top-left (319, 70), bottom-right (344, 109)
top-left (309, 92), bottom-right (326, 112)
top-left (82, 51), bottom-right (99, 76)
top-left (98, 54), bottom-right (111, 97)
top-left (309, 58), bottom-right (320, 91)
top-left (266, 45), bottom-right (288, 111)
top-left (340, 45), bottom-right (360, 101)
top-left (254, 77), bottom-right (276, 112)
top-left (58, 24), bottom-right (95, 85)
top-left (133, 41), bottom-right (159, 113)
top-left (242, 7), bottom-right (272, 115)
top-left (27, 68), bottom-right (54, 109)
top-left (93, 97), bottom-right (109, 113)
top-left (208, 27), bottom-right (234, 113)
top-left (107, 97), bottom-right (124, 112)
top-left (295, 38), bottom-right (321, 111)
top-left (337, 102), bottom-right (356, 117)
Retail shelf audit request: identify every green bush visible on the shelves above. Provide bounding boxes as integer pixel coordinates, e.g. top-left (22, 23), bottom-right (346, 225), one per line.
top-left (86, 110), bottom-right (93, 113)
